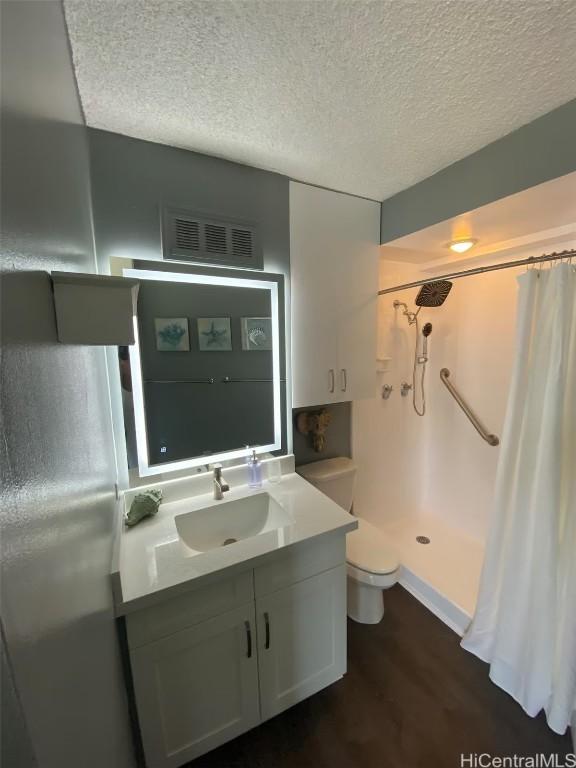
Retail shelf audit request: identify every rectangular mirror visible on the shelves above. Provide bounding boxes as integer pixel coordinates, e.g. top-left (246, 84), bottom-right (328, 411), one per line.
top-left (121, 264), bottom-right (285, 477)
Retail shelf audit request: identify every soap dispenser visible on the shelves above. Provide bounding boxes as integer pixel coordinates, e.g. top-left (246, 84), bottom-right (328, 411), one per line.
top-left (248, 449), bottom-right (262, 489)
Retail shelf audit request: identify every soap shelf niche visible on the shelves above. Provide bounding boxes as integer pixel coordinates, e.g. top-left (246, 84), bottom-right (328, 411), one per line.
top-left (51, 272), bottom-right (139, 345)
top-left (376, 357), bottom-right (392, 374)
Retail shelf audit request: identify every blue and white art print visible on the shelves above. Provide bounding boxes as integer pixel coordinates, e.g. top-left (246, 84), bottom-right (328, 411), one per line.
top-left (197, 317), bottom-right (232, 351)
top-left (241, 317), bottom-right (272, 350)
top-left (154, 317), bottom-right (190, 352)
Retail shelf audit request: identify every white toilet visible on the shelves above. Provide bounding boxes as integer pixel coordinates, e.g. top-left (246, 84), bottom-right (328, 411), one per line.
top-left (298, 457), bottom-right (399, 624)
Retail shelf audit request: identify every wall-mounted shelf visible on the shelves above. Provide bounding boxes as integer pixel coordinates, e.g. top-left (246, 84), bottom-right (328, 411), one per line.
top-left (376, 357), bottom-right (392, 373)
top-left (51, 272), bottom-right (139, 345)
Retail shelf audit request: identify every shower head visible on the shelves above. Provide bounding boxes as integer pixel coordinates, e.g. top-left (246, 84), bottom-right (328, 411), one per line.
top-left (415, 280), bottom-right (453, 307)
top-left (422, 322), bottom-right (433, 337)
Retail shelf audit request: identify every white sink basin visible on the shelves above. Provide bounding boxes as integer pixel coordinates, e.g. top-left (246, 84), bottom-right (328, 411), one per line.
top-left (175, 492), bottom-right (291, 552)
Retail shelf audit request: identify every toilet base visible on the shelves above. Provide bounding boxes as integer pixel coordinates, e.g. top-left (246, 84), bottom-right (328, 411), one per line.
top-left (346, 576), bottom-right (385, 624)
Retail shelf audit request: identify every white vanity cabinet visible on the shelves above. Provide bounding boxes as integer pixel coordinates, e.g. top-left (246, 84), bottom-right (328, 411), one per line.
top-left (126, 535), bottom-right (347, 768)
top-left (289, 181), bottom-right (380, 408)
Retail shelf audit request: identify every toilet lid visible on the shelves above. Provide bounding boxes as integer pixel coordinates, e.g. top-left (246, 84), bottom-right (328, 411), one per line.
top-left (346, 519), bottom-right (399, 575)
top-left (297, 457), bottom-right (356, 483)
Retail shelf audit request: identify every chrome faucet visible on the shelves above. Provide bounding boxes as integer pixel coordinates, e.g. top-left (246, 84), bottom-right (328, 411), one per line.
top-left (212, 464), bottom-right (229, 500)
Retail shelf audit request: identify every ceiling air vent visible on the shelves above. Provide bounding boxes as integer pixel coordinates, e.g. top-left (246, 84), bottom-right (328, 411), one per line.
top-left (175, 218), bottom-right (200, 252)
top-left (163, 208), bottom-right (262, 269)
top-left (205, 223), bottom-right (228, 255)
top-left (231, 228), bottom-right (254, 258)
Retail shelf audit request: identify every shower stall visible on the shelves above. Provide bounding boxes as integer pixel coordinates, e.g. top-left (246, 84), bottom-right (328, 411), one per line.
top-left (352, 248), bottom-right (576, 635)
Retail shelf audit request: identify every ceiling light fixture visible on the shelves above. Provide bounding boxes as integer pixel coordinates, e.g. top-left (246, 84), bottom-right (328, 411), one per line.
top-left (448, 238), bottom-right (478, 254)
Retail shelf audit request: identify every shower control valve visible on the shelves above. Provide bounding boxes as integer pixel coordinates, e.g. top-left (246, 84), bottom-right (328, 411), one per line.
top-left (401, 382), bottom-right (413, 397)
top-left (381, 384), bottom-right (394, 400)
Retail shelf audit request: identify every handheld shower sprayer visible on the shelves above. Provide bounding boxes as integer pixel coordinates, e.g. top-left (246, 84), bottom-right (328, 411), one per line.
top-left (421, 322), bottom-right (433, 362)
top-left (392, 281), bottom-right (452, 416)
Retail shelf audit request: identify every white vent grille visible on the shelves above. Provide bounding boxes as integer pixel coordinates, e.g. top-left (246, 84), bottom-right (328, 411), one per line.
top-left (164, 208), bottom-right (261, 268)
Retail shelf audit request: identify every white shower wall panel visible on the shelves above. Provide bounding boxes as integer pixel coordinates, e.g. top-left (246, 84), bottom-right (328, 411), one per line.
top-left (353, 257), bottom-right (523, 543)
top-left (352, 260), bottom-right (426, 527)
top-left (418, 266), bottom-right (520, 540)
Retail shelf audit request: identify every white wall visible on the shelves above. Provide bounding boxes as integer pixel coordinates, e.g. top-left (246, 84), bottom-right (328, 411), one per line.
top-left (353, 255), bottom-right (527, 542)
top-left (418, 265), bottom-right (521, 539)
top-left (353, 259), bottom-right (425, 524)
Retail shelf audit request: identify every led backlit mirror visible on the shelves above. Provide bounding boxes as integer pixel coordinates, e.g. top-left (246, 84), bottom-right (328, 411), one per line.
top-left (121, 265), bottom-right (285, 477)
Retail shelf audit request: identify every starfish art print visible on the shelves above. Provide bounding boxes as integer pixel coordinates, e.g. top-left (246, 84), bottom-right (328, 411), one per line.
top-left (197, 317), bottom-right (232, 351)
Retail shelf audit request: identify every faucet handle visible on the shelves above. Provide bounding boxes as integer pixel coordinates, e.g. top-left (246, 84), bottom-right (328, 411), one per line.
top-left (213, 463), bottom-right (228, 483)
top-left (212, 464), bottom-right (229, 497)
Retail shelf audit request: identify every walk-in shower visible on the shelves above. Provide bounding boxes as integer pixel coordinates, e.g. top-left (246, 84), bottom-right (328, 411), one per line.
top-left (366, 248), bottom-right (576, 652)
top-left (393, 280), bottom-right (452, 416)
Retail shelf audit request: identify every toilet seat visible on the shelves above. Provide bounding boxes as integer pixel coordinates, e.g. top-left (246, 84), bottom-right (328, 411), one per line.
top-left (346, 519), bottom-right (399, 588)
top-left (347, 563), bottom-right (398, 588)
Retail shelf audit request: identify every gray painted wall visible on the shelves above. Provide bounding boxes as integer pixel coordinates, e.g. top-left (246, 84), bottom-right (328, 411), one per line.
top-left (89, 127), bottom-right (292, 475)
top-left (380, 99), bottom-right (576, 243)
top-left (1, 626), bottom-right (36, 768)
top-left (0, 3), bottom-right (134, 767)
top-left (293, 402), bottom-right (352, 467)
top-left (89, 128), bottom-right (290, 278)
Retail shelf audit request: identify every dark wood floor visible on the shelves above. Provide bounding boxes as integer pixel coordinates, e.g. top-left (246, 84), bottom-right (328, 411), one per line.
top-left (190, 585), bottom-right (573, 768)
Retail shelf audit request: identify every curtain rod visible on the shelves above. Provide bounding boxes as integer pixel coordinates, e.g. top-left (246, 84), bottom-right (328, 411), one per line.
top-left (377, 249), bottom-right (576, 296)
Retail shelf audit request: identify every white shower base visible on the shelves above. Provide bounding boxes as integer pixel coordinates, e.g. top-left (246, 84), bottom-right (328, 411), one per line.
top-left (379, 515), bottom-right (485, 636)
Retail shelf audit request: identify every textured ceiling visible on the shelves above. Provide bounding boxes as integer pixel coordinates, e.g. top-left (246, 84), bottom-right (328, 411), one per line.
top-left (64, 0), bottom-right (576, 200)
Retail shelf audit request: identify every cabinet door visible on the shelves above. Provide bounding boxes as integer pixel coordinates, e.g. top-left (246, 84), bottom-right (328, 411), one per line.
top-left (256, 566), bottom-right (347, 720)
top-left (131, 604), bottom-right (260, 768)
top-left (290, 182), bottom-right (340, 407)
top-left (335, 197), bottom-right (380, 401)
top-left (290, 181), bottom-right (380, 407)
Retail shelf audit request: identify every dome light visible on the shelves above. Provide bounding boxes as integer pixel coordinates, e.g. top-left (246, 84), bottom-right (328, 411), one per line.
top-left (448, 238), bottom-right (477, 254)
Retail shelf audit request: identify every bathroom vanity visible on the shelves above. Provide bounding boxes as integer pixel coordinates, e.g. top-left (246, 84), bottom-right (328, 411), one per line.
top-left (107, 259), bottom-right (358, 765)
top-left (114, 463), bottom-right (357, 767)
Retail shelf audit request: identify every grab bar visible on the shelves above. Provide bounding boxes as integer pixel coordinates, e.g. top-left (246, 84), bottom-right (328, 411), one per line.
top-left (440, 368), bottom-right (499, 446)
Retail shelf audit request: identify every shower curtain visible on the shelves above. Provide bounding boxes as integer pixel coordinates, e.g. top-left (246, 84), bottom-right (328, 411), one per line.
top-left (461, 262), bottom-right (576, 735)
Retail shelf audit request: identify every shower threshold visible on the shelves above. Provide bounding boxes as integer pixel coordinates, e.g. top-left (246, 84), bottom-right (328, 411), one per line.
top-left (380, 514), bottom-right (485, 636)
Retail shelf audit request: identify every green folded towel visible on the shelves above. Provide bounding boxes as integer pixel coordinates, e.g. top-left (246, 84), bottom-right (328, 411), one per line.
top-left (126, 489), bottom-right (163, 527)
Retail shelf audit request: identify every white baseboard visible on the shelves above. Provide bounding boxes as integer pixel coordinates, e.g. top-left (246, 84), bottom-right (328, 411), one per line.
top-left (398, 565), bottom-right (471, 637)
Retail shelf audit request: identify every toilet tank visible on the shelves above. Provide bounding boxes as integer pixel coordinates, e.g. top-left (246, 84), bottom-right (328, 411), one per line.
top-left (297, 457), bottom-right (357, 512)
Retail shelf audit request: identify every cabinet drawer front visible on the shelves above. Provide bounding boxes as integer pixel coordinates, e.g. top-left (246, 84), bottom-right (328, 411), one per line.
top-left (254, 534), bottom-right (345, 597)
top-left (126, 571), bottom-right (254, 648)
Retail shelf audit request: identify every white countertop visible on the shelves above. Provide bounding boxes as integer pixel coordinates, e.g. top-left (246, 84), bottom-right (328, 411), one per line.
top-left (113, 468), bottom-right (357, 615)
